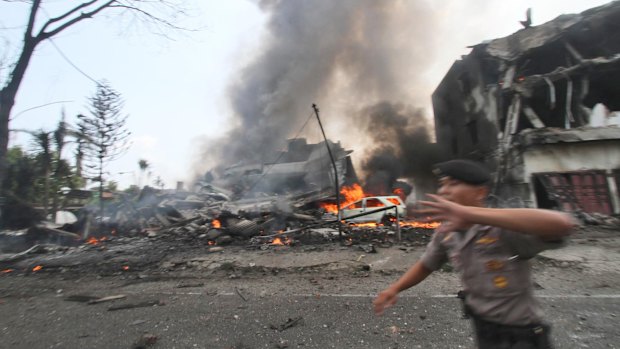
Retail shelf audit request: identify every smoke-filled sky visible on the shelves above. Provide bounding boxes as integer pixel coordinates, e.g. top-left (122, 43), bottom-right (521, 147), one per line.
top-left (1, 0), bottom-right (612, 189)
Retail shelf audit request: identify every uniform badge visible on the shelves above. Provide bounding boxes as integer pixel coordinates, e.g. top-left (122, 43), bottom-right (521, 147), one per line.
top-left (476, 236), bottom-right (498, 244)
top-left (485, 260), bottom-right (504, 271)
top-left (493, 276), bottom-right (508, 289)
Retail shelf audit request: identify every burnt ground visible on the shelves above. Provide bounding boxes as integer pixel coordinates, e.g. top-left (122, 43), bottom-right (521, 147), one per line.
top-left (0, 225), bottom-right (619, 349)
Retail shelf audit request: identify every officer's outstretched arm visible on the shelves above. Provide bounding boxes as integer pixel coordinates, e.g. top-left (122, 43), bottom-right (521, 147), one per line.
top-left (419, 194), bottom-right (576, 240)
top-left (373, 261), bottom-right (433, 315)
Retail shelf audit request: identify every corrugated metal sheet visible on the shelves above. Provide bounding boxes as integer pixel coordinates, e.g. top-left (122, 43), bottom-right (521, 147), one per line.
top-left (535, 170), bottom-right (613, 214)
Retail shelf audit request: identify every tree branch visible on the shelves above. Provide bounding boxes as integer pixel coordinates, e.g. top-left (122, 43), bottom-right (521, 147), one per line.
top-left (24, 0), bottom-right (42, 39)
top-left (38, 0), bottom-right (116, 41)
top-left (109, 3), bottom-right (187, 31)
top-left (39, 0), bottom-right (99, 33)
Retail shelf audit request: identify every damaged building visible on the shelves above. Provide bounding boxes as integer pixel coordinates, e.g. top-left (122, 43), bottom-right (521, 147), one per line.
top-left (432, 1), bottom-right (620, 215)
top-left (204, 138), bottom-right (358, 198)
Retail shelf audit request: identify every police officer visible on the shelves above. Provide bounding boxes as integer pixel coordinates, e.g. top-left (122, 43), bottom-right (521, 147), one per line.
top-left (373, 159), bottom-right (575, 349)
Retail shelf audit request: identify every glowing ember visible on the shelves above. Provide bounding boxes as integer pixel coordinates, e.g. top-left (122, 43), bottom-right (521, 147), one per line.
top-left (212, 219), bottom-right (221, 229)
top-left (2, 269), bottom-right (14, 274)
top-left (122, 266), bottom-right (130, 271)
top-left (348, 222), bottom-right (379, 228)
top-left (346, 220), bottom-right (441, 229)
top-left (32, 265), bottom-right (43, 272)
top-left (270, 236), bottom-right (291, 245)
top-left (320, 183), bottom-right (367, 213)
top-left (393, 188), bottom-right (406, 200)
top-left (399, 221), bottom-right (441, 229)
top-left (86, 237), bottom-right (100, 245)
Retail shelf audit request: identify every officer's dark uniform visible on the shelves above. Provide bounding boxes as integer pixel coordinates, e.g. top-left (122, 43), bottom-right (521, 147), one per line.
top-left (421, 160), bottom-right (565, 349)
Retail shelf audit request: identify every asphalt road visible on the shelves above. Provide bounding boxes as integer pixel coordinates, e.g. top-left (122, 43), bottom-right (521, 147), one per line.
top-left (0, 274), bottom-right (618, 349)
top-left (1, 230), bottom-right (619, 349)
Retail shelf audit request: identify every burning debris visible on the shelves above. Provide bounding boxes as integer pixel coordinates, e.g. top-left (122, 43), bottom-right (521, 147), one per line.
top-left (0, 171), bottom-right (441, 275)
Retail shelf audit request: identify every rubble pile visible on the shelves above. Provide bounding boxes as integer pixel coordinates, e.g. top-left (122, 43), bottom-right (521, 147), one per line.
top-left (0, 184), bottom-right (436, 276)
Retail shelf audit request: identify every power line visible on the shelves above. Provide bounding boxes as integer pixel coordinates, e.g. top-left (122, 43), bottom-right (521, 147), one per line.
top-left (47, 38), bottom-right (99, 84)
top-left (10, 100), bottom-right (74, 121)
top-left (37, 7), bottom-right (99, 84)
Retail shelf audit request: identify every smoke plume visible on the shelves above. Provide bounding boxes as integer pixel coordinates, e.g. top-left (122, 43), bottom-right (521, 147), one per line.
top-left (195, 0), bottom-right (453, 190)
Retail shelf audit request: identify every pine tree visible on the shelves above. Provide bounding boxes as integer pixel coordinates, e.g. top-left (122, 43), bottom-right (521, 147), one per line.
top-left (78, 81), bottom-right (131, 220)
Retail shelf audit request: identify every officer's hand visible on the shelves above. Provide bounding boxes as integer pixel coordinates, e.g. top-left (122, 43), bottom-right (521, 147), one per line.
top-left (373, 288), bottom-right (399, 316)
top-left (416, 194), bottom-right (470, 233)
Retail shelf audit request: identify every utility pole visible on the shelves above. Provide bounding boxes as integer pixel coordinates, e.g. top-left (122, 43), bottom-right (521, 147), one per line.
top-left (312, 104), bottom-right (342, 241)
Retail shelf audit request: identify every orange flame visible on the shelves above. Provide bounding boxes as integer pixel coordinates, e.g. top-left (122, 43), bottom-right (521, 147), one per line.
top-left (86, 237), bottom-right (100, 245)
top-left (212, 219), bottom-right (221, 229)
top-left (321, 183), bottom-right (367, 213)
top-left (393, 188), bottom-right (406, 201)
top-left (32, 265), bottom-right (43, 272)
top-left (348, 222), bottom-right (379, 227)
top-left (400, 221), bottom-right (441, 229)
top-left (347, 220), bottom-right (441, 229)
top-left (271, 236), bottom-right (292, 245)
top-left (2, 269), bottom-right (14, 274)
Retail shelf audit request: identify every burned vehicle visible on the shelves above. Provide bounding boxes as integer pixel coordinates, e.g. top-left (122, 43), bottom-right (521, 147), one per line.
top-left (340, 195), bottom-right (406, 225)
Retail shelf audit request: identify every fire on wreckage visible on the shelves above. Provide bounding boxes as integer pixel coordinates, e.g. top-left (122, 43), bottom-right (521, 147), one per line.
top-left (0, 181), bottom-right (440, 277)
top-left (0, 137), bottom-right (439, 272)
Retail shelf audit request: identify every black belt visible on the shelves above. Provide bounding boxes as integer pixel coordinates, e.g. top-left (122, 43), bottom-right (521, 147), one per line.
top-left (457, 291), bottom-right (553, 349)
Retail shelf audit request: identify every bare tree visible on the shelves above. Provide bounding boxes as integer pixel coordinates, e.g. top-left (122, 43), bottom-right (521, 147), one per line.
top-left (79, 81), bottom-right (130, 219)
top-left (0, 0), bottom-right (188, 206)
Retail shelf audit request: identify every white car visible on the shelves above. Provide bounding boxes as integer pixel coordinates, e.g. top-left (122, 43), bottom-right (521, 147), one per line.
top-left (340, 196), bottom-right (406, 224)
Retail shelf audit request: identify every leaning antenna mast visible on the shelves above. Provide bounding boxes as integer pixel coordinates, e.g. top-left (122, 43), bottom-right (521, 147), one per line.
top-left (312, 104), bottom-right (342, 241)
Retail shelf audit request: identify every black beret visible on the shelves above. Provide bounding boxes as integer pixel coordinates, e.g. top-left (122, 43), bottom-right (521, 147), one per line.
top-left (433, 159), bottom-right (491, 185)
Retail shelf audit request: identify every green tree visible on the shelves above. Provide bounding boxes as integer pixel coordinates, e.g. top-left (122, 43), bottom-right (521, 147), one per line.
top-left (78, 81), bottom-right (130, 219)
top-left (0, 0), bottom-right (189, 209)
top-left (32, 130), bottom-right (53, 217)
top-left (2, 146), bottom-right (38, 203)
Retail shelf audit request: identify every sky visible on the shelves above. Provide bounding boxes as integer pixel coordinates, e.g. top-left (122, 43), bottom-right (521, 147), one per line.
top-left (0, 0), bottom-right (613, 190)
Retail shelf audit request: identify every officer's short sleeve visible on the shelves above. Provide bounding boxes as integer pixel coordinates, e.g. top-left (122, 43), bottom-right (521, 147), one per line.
top-left (502, 229), bottom-right (567, 259)
top-left (420, 231), bottom-right (449, 271)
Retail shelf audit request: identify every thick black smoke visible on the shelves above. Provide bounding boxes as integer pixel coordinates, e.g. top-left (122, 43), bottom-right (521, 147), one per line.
top-left (358, 102), bottom-right (448, 197)
top-left (194, 0), bottom-right (450, 191)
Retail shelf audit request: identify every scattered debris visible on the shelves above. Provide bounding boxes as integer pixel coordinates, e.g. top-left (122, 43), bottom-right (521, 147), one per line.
top-left (131, 333), bottom-right (158, 349)
top-left (87, 295), bottom-right (127, 304)
top-left (108, 300), bottom-right (165, 311)
top-left (175, 282), bottom-right (204, 288)
top-left (270, 316), bottom-right (304, 331)
top-left (234, 287), bottom-right (248, 302)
